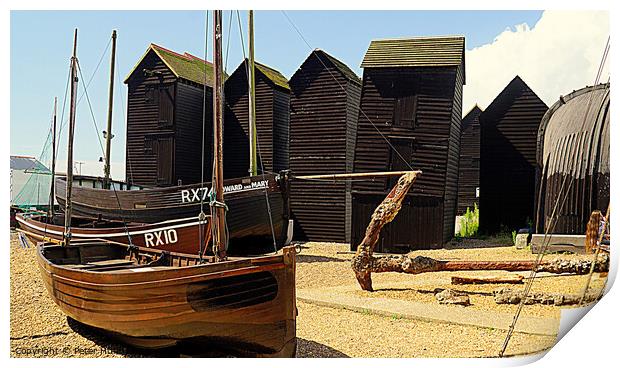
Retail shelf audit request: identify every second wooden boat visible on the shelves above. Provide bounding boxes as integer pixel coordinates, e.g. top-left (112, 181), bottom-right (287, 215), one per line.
top-left (53, 173), bottom-right (292, 245)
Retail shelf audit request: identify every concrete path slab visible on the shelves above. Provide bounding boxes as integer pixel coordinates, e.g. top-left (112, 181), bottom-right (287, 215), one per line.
top-left (297, 286), bottom-right (559, 337)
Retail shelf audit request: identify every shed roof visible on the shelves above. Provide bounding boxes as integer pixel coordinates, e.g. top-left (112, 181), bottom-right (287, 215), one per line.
top-left (316, 49), bottom-right (361, 85)
top-left (291, 49), bottom-right (361, 86)
top-left (462, 105), bottom-right (482, 130)
top-left (10, 156), bottom-right (50, 172)
top-left (125, 43), bottom-right (215, 86)
top-left (229, 59), bottom-right (290, 91)
top-left (361, 35), bottom-right (465, 75)
top-left (539, 83), bottom-right (610, 176)
top-left (254, 60), bottom-right (290, 90)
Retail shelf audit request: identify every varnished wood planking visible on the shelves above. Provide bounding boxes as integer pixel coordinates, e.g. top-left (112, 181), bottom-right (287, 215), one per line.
top-left (37, 242), bottom-right (297, 356)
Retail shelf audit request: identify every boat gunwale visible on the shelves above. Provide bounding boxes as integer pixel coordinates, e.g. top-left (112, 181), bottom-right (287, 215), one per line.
top-left (56, 173), bottom-right (281, 195)
top-left (36, 242), bottom-right (291, 288)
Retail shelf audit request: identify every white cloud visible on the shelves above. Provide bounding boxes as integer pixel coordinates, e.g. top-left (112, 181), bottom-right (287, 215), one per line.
top-left (464, 10), bottom-right (609, 113)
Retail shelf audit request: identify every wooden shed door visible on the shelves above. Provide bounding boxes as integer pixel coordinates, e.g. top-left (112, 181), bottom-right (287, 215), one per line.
top-left (157, 85), bottom-right (175, 127)
top-left (156, 136), bottom-right (174, 186)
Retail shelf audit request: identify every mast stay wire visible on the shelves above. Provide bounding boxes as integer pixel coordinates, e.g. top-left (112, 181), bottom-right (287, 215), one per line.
top-left (75, 56), bottom-right (134, 246)
top-left (114, 53), bottom-right (134, 185)
top-left (498, 35), bottom-right (610, 357)
top-left (280, 10), bottom-right (414, 172)
top-left (236, 10), bottom-right (278, 252)
top-left (198, 10), bottom-right (210, 261)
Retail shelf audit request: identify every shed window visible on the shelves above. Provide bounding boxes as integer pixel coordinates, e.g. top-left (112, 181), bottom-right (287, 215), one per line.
top-left (144, 136), bottom-right (155, 155)
top-left (393, 95), bottom-right (418, 128)
top-left (145, 85), bottom-right (156, 104)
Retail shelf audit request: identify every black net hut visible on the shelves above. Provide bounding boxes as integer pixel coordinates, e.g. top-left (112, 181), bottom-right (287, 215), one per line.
top-left (288, 49), bottom-right (362, 242)
top-left (534, 83), bottom-right (610, 234)
top-left (124, 44), bottom-right (213, 187)
top-left (351, 36), bottom-right (465, 252)
top-left (457, 105), bottom-right (482, 215)
top-left (478, 76), bottom-right (547, 233)
top-left (223, 59), bottom-right (291, 178)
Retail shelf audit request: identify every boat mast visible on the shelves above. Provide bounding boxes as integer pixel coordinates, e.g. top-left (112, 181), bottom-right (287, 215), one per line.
top-left (49, 97), bottom-right (57, 218)
top-left (64, 29), bottom-right (79, 246)
top-left (103, 30), bottom-right (117, 189)
top-left (248, 10), bottom-right (257, 176)
top-left (212, 10), bottom-right (228, 261)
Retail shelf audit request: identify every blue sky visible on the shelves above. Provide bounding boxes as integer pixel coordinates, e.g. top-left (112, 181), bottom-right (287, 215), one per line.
top-left (10, 10), bottom-right (543, 176)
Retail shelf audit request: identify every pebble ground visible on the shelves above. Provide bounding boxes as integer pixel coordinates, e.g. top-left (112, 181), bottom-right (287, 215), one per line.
top-left (10, 232), bottom-right (605, 358)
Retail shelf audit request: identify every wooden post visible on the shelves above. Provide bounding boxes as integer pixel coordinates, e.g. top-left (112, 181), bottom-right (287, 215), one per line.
top-left (64, 29), bottom-right (79, 246)
top-left (212, 10), bottom-right (228, 261)
top-left (248, 10), bottom-right (258, 176)
top-left (49, 97), bottom-right (57, 218)
top-left (103, 30), bottom-right (117, 189)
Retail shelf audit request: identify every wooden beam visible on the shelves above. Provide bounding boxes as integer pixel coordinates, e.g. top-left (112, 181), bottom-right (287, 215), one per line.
top-left (296, 170), bottom-right (422, 181)
top-left (451, 275), bottom-right (524, 285)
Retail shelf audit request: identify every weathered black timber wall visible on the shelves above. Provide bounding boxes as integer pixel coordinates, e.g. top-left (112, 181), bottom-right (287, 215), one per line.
top-left (289, 50), bottom-right (361, 242)
top-left (174, 82), bottom-right (212, 185)
top-left (457, 106), bottom-right (482, 214)
top-left (479, 76), bottom-right (547, 233)
top-left (534, 84), bottom-right (610, 234)
top-left (351, 66), bottom-right (462, 252)
top-left (223, 61), bottom-right (290, 179)
top-left (125, 49), bottom-right (213, 187)
top-left (125, 50), bottom-right (177, 187)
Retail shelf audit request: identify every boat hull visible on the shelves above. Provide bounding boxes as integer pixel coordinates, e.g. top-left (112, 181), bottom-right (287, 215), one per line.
top-left (16, 213), bottom-right (213, 254)
top-left (36, 242), bottom-right (297, 356)
top-left (53, 174), bottom-right (291, 247)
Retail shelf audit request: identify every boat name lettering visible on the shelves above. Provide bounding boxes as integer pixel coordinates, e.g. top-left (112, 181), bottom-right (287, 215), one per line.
top-left (180, 180), bottom-right (269, 203)
top-left (144, 229), bottom-right (178, 247)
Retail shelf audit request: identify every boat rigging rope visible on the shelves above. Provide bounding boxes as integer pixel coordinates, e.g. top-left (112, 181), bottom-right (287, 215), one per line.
top-left (198, 10), bottom-right (210, 261)
top-left (114, 54), bottom-right (134, 185)
top-left (498, 35), bottom-right (610, 357)
top-left (280, 10), bottom-right (415, 172)
top-left (224, 10), bottom-right (233, 74)
top-left (41, 58), bottom-right (72, 242)
top-left (75, 55), bottom-right (134, 246)
top-left (236, 10), bottom-right (279, 253)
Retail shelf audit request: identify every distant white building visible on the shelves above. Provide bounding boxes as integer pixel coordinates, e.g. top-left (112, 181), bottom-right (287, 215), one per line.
top-left (10, 155), bottom-right (52, 208)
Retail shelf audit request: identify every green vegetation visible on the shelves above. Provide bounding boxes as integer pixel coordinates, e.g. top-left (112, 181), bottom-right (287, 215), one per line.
top-left (512, 230), bottom-right (517, 245)
top-left (457, 204), bottom-right (479, 238)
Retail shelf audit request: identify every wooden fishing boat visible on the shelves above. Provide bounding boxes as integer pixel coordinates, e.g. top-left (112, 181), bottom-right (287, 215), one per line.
top-left (20, 178), bottom-right (293, 253)
top-left (53, 173), bottom-right (291, 244)
top-left (17, 213), bottom-right (210, 254)
top-left (36, 15), bottom-right (297, 357)
top-left (37, 240), bottom-right (297, 356)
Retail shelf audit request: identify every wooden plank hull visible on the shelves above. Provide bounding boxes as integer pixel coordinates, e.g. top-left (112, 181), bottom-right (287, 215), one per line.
top-left (54, 174), bottom-right (290, 246)
top-left (16, 214), bottom-right (210, 254)
top-left (37, 242), bottom-right (297, 356)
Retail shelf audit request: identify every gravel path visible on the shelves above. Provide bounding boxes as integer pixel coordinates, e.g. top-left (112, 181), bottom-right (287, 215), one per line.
top-left (10, 233), bottom-right (603, 358)
top-left (297, 242), bottom-right (606, 319)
